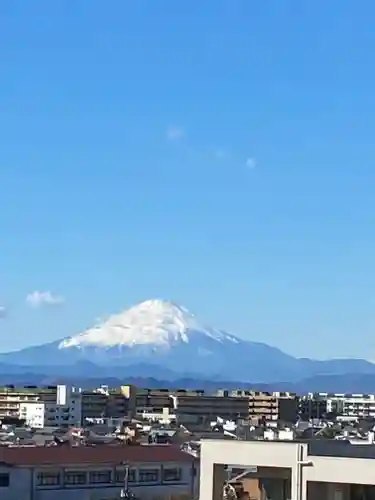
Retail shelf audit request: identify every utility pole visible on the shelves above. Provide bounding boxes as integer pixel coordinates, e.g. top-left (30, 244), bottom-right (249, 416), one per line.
top-left (120, 462), bottom-right (135, 499)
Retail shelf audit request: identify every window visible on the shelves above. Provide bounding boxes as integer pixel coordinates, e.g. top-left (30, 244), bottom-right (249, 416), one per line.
top-left (37, 472), bottom-right (60, 486)
top-left (139, 469), bottom-right (159, 483)
top-left (89, 470), bottom-right (112, 484)
top-left (0, 473), bottom-right (9, 487)
top-left (163, 467), bottom-right (182, 482)
top-left (64, 471), bottom-right (86, 485)
top-left (115, 469), bottom-right (136, 483)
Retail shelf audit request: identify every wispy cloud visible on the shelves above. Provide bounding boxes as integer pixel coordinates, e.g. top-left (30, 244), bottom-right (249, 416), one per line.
top-left (245, 157), bottom-right (256, 169)
top-left (166, 126), bottom-right (185, 141)
top-left (26, 291), bottom-right (65, 308)
top-left (213, 148), bottom-right (230, 161)
top-left (0, 305), bottom-right (7, 318)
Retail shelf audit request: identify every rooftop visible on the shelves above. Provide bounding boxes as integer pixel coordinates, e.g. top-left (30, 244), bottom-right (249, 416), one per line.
top-left (0, 444), bottom-right (194, 466)
top-left (202, 437), bottom-right (375, 460)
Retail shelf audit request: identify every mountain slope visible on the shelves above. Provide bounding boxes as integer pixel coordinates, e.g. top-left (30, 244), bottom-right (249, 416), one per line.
top-left (0, 299), bottom-right (374, 383)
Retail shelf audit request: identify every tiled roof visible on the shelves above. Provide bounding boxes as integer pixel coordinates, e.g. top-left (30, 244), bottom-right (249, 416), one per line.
top-left (0, 445), bottom-right (194, 466)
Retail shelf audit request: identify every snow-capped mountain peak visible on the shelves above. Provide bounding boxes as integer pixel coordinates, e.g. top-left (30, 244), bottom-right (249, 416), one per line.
top-left (58, 299), bottom-right (235, 350)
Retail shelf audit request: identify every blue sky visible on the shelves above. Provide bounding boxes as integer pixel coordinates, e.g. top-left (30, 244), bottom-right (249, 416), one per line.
top-left (1, 1), bottom-right (375, 359)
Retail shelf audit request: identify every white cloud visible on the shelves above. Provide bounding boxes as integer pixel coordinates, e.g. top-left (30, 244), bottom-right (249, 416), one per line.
top-left (245, 157), bottom-right (256, 169)
top-left (166, 126), bottom-right (185, 141)
top-left (26, 291), bottom-right (65, 308)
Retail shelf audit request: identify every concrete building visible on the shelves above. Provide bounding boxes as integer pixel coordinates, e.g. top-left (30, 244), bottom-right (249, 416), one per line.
top-left (19, 402), bottom-right (45, 428)
top-left (81, 385), bottom-right (136, 422)
top-left (0, 385), bottom-right (82, 427)
top-left (326, 393), bottom-right (375, 419)
top-left (176, 393), bottom-right (249, 426)
top-left (43, 385), bottom-right (82, 427)
top-left (0, 384), bottom-right (136, 427)
top-left (299, 392), bottom-right (375, 421)
top-left (0, 444), bottom-right (197, 500)
top-left (298, 394), bottom-right (328, 420)
top-left (200, 439), bottom-right (375, 499)
top-left (136, 388), bottom-right (175, 420)
top-left (136, 388), bottom-right (249, 427)
top-left (229, 390), bottom-right (298, 424)
top-left (0, 386), bottom-right (43, 419)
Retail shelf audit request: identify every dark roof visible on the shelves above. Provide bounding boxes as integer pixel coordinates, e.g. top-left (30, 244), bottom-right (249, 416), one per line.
top-left (0, 445), bottom-right (194, 467)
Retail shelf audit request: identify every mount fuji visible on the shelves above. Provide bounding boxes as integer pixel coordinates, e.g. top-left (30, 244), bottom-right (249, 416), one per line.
top-left (0, 299), bottom-right (375, 383)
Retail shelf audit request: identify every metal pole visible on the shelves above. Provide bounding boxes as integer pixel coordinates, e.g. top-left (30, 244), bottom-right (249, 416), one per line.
top-left (124, 463), bottom-right (129, 494)
top-left (120, 462), bottom-right (130, 498)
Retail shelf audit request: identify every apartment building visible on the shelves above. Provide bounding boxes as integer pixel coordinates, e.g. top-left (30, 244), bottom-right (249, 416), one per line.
top-left (298, 393), bottom-right (328, 420)
top-left (0, 385), bottom-right (42, 419)
top-left (43, 385), bottom-right (82, 427)
top-left (200, 438), bottom-right (375, 500)
top-left (0, 444), bottom-right (197, 500)
top-left (229, 390), bottom-right (298, 424)
top-left (300, 393), bottom-right (375, 420)
top-left (81, 385), bottom-right (136, 422)
top-left (0, 385), bottom-right (82, 427)
top-left (326, 393), bottom-right (375, 419)
top-left (136, 388), bottom-right (175, 419)
top-left (19, 402), bottom-right (45, 428)
top-left (136, 388), bottom-right (249, 426)
top-left (176, 392), bottom-right (249, 426)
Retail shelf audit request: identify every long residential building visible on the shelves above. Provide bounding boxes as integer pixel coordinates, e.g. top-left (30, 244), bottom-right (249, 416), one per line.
top-left (227, 390), bottom-right (298, 424)
top-left (135, 388), bottom-right (250, 426)
top-left (0, 384), bottom-right (299, 429)
top-left (0, 444), bottom-right (197, 500)
top-left (81, 384), bottom-right (136, 422)
top-left (0, 385), bottom-right (82, 427)
top-left (0, 384), bottom-right (137, 427)
top-left (299, 392), bottom-right (375, 420)
top-left (326, 393), bottom-right (375, 419)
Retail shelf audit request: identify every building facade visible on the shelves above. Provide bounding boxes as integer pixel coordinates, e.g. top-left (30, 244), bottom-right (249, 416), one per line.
top-left (200, 438), bottom-right (375, 500)
top-left (136, 388), bottom-right (249, 426)
top-left (19, 402), bottom-right (45, 428)
top-left (327, 393), bottom-right (375, 419)
top-left (0, 444), bottom-right (197, 500)
top-left (299, 392), bottom-right (375, 420)
top-left (43, 385), bottom-right (82, 427)
top-left (229, 390), bottom-right (298, 424)
top-left (0, 386), bottom-right (44, 419)
top-left (0, 385), bottom-right (82, 427)
top-left (81, 385), bottom-right (136, 423)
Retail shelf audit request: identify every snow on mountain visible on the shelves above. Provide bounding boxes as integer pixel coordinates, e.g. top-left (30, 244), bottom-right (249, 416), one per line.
top-left (59, 299), bottom-right (239, 350)
top-left (53, 299), bottom-right (295, 378)
top-left (1, 298), bottom-right (375, 383)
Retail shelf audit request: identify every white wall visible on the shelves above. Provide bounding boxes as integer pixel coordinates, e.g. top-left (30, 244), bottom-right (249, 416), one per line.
top-left (200, 439), bottom-right (375, 500)
top-left (19, 402), bottom-right (45, 428)
top-left (0, 465), bottom-right (32, 500)
top-left (199, 440), bottom-right (301, 500)
top-left (304, 455), bottom-right (375, 486)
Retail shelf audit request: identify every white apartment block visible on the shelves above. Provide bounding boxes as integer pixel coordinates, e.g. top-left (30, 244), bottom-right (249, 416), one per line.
top-left (326, 393), bottom-right (375, 419)
top-left (19, 402), bottom-right (45, 429)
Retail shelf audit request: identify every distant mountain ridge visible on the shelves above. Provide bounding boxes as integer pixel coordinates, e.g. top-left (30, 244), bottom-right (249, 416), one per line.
top-left (0, 299), bottom-right (374, 384)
